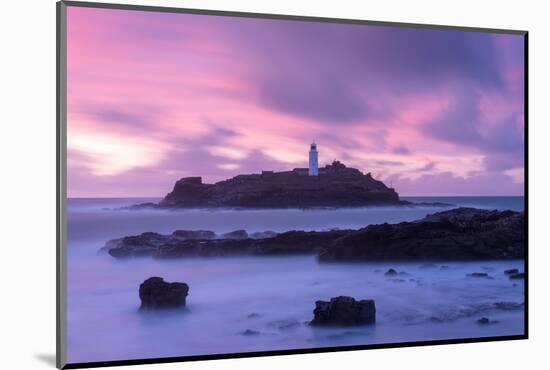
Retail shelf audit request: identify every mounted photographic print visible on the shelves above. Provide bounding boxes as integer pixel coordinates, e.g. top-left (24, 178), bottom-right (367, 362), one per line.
top-left (56, 1), bottom-right (528, 368)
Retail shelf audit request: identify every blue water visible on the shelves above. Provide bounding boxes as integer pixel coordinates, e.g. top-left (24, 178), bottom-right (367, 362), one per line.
top-left (66, 197), bottom-right (525, 364)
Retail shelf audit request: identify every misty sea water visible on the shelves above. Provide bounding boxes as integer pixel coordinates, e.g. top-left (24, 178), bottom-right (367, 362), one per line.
top-left (66, 196), bottom-right (525, 363)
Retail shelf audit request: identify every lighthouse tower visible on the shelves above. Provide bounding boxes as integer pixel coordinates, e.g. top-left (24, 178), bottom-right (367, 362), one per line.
top-left (309, 142), bottom-right (319, 176)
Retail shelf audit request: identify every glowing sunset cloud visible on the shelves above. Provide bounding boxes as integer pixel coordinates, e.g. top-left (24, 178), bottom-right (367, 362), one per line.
top-left (67, 7), bottom-right (524, 197)
top-left (69, 131), bottom-right (165, 176)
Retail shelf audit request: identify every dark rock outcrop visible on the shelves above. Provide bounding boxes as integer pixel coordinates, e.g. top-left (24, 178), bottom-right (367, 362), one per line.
top-left (318, 208), bottom-right (524, 262)
top-left (139, 277), bottom-right (189, 310)
top-left (105, 229), bottom-right (349, 259)
top-left (310, 296), bottom-right (376, 326)
top-left (101, 230), bottom-right (217, 256)
top-left (156, 161), bottom-right (402, 209)
top-left (384, 268), bottom-right (398, 276)
top-left (103, 208), bottom-right (524, 262)
top-left (250, 231), bottom-right (277, 239)
top-left (102, 232), bottom-right (167, 257)
top-left (222, 230), bottom-right (248, 240)
top-left (172, 230), bottom-right (215, 240)
top-left (504, 268), bottom-right (519, 275)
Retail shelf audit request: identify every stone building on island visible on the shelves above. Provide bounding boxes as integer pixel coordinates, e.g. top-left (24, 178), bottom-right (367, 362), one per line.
top-left (158, 142), bottom-right (401, 208)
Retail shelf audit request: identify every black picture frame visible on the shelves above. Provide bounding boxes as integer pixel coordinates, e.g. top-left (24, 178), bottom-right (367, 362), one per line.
top-left (56, 1), bottom-right (529, 368)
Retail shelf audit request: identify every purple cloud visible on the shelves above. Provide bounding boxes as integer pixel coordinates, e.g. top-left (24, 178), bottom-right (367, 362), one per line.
top-left (392, 145), bottom-right (412, 155)
top-left (420, 161), bottom-right (436, 171)
top-left (423, 86), bottom-right (524, 172)
top-left (222, 20), bottom-right (509, 124)
top-left (67, 8), bottom-right (525, 197)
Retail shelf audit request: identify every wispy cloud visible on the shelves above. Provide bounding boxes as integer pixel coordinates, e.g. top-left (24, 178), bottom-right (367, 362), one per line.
top-left (67, 7), bottom-right (524, 197)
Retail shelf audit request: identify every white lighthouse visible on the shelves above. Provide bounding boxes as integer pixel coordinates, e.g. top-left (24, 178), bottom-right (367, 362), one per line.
top-left (309, 142), bottom-right (319, 176)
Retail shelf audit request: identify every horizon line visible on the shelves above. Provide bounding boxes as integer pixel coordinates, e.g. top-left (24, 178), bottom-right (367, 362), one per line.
top-left (66, 194), bottom-right (526, 200)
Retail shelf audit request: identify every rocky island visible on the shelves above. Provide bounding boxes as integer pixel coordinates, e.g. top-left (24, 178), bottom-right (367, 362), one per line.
top-left (130, 161), bottom-right (415, 209)
top-left (103, 207), bottom-right (524, 261)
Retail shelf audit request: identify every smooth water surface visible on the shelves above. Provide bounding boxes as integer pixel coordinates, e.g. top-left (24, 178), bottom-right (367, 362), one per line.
top-left (66, 197), bottom-right (525, 363)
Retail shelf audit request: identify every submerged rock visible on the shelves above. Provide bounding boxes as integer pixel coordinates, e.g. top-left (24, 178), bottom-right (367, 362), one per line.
top-left (509, 272), bottom-right (525, 280)
top-left (477, 317), bottom-right (490, 325)
top-left (390, 278), bottom-right (406, 283)
top-left (123, 202), bottom-right (159, 210)
top-left (139, 277), bottom-right (189, 310)
top-left (384, 268), bottom-right (398, 276)
top-left (477, 317), bottom-right (499, 325)
top-left (467, 273), bottom-right (493, 279)
top-left (242, 329), bottom-right (260, 336)
top-left (268, 319), bottom-right (300, 330)
top-left (492, 301), bottom-right (524, 310)
top-left (429, 301), bottom-right (524, 323)
top-left (504, 268), bottom-right (519, 275)
top-left (310, 296), bottom-right (376, 326)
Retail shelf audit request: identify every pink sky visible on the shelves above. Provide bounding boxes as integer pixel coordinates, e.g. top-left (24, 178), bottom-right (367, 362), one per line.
top-left (66, 6), bottom-right (525, 197)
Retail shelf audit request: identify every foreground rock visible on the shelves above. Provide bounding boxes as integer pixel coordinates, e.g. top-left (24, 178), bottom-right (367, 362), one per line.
top-left (318, 208), bottom-right (524, 262)
top-left (139, 277), bottom-right (189, 310)
top-left (310, 296), bottom-right (376, 326)
top-left (104, 208), bottom-right (524, 261)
